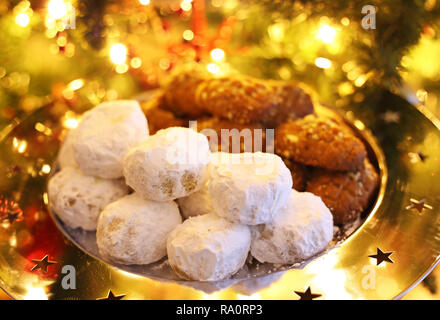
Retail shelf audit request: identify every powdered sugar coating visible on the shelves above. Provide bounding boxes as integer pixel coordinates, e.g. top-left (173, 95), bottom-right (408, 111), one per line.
top-left (208, 152), bottom-right (293, 225)
top-left (58, 129), bottom-right (79, 169)
top-left (72, 100), bottom-right (149, 179)
top-left (48, 167), bottom-right (128, 230)
top-left (167, 214), bottom-right (251, 281)
top-left (177, 181), bottom-right (213, 218)
top-left (123, 127), bottom-right (211, 201)
top-left (97, 193), bottom-right (182, 265)
top-left (251, 190), bottom-right (333, 264)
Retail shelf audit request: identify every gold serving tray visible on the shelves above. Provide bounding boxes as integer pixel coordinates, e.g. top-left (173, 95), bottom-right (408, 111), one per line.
top-left (0, 90), bottom-right (439, 300)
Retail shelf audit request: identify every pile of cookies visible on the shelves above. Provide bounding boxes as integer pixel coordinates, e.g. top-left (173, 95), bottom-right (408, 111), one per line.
top-left (276, 116), bottom-right (379, 224)
top-left (49, 99), bottom-right (334, 281)
top-left (143, 64), bottom-right (379, 225)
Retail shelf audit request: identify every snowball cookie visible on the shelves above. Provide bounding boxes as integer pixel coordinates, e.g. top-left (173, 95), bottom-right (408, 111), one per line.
top-left (97, 193), bottom-right (181, 265)
top-left (58, 129), bottom-right (79, 169)
top-left (208, 152), bottom-right (292, 225)
top-left (123, 127), bottom-right (211, 201)
top-left (48, 167), bottom-right (128, 230)
top-left (167, 214), bottom-right (251, 281)
top-left (177, 181), bottom-right (213, 219)
top-left (72, 100), bottom-right (149, 179)
top-left (251, 190), bottom-right (333, 264)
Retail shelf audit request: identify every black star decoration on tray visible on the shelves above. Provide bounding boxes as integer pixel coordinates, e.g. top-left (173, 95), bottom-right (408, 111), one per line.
top-left (0, 196), bottom-right (23, 224)
top-left (368, 248), bottom-right (394, 266)
top-left (31, 255), bottom-right (57, 272)
top-left (97, 290), bottom-right (126, 300)
top-left (416, 152), bottom-right (428, 162)
top-left (408, 151), bottom-right (428, 163)
top-left (3, 211), bottom-right (22, 224)
top-left (406, 198), bottom-right (433, 213)
top-left (294, 287), bottom-right (322, 300)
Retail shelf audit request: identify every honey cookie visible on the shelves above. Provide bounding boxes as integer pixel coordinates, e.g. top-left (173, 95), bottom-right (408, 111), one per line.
top-left (161, 65), bottom-right (314, 126)
top-left (265, 81), bottom-right (314, 128)
top-left (275, 115), bottom-right (367, 171)
top-left (141, 93), bottom-right (186, 134)
top-left (282, 158), bottom-right (309, 192)
top-left (198, 76), bottom-right (279, 125)
top-left (162, 64), bottom-right (210, 118)
top-left (306, 159), bottom-right (379, 225)
top-left (198, 78), bottom-right (314, 127)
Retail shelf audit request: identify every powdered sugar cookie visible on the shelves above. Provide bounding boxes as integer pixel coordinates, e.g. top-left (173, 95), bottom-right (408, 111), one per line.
top-left (167, 213), bottom-right (251, 281)
top-left (97, 193), bottom-right (182, 265)
top-left (58, 129), bottom-right (79, 169)
top-left (48, 167), bottom-right (128, 230)
top-left (123, 127), bottom-right (211, 201)
top-left (209, 152), bottom-right (292, 225)
top-left (177, 181), bottom-right (213, 219)
top-left (251, 190), bottom-right (333, 264)
top-left (72, 100), bottom-right (149, 179)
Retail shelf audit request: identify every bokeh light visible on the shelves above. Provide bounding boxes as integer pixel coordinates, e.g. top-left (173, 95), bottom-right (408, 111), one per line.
top-left (130, 57), bottom-right (142, 69)
top-left (23, 286), bottom-right (48, 300)
top-left (110, 43), bottom-right (128, 65)
top-left (180, 0), bottom-right (193, 12)
top-left (68, 79), bottom-right (84, 91)
top-left (316, 24), bottom-right (336, 44)
top-left (115, 63), bottom-right (129, 74)
top-left (15, 12), bottom-right (30, 27)
top-left (315, 57), bottom-right (332, 69)
top-left (210, 48), bottom-right (225, 62)
top-left (206, 63), bottom-right (221, 74)
top-left (183, 29), bottom-right (194, 41)
top-left (47, 0), bottom-right (68, 20)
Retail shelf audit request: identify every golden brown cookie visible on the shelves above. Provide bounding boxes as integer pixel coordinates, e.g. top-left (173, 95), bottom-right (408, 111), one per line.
top-left (282, 158), bottom-right (309, 192)
top-left (275, 115), bottom-right (367, 171)
top-left (141, 93), bottom-right (187, 134)
top-left (265, 81), bottom-right (314, 127)
top-left (198, 78), bottom-right (315, 127)
top-left (162, 64), bottom-right (210, 118)
top-left (198, 76), bottom-right (279, 125)
top-left (306, 159), bottom-right (379, 225)
top-left (196, 117), bottom-right (268, 153)
top-left (161, 65), bottom-right (314, 126)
